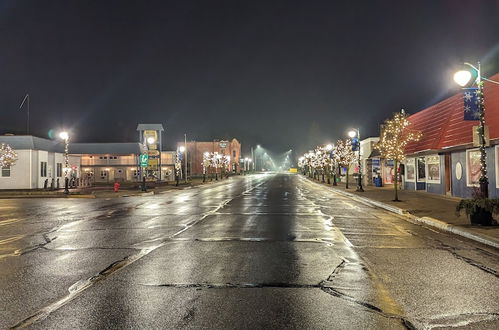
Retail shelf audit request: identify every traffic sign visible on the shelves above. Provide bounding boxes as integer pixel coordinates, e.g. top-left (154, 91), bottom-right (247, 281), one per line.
top-left (139, 154), bottom-right (149, 167)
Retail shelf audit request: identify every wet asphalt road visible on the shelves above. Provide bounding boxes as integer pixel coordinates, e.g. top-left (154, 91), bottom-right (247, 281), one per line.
top-left (0, 173), bottom-right (498, 329)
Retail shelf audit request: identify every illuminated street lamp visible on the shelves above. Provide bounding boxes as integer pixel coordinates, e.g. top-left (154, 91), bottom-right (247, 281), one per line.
top-left (59, 131), bottom-right (70, 194)
top-left (348, 128), bottom-right (364, 192)
top-left (453, 62), bottom-right (499, 197)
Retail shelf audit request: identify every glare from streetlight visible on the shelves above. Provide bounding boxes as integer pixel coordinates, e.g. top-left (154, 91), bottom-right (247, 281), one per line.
top-left (454, 70), bottom-right (472, 87)
top-left (179, 146), bottom-right (186, 152)
top-left (59, 131), bottom-right (69, 140)
top-left (147, 137), bottom-right (156, 144)
top-left (348, 130), bottom-right (357, 138)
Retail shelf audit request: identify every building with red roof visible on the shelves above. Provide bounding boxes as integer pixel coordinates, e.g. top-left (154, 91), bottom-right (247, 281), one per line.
top-left (403, 73), bottom-right (499, 198)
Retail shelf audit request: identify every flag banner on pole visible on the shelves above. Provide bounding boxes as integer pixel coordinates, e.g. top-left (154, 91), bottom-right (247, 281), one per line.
top-left (463, 87), bottom-right (479, 121)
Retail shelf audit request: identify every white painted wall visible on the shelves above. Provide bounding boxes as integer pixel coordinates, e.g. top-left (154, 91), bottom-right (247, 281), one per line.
top-left (0, 150), bottom-right (78, 190)
top-left (0, 150), bottom-right (32, 189)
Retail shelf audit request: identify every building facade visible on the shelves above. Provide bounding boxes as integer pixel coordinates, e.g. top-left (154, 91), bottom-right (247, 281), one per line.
top-left (0, 125), bottom-right (178, 189)
top-left (177, 139), bottom-right (242, 176)
top-left (404, 73), bottom-right (499, 198)
top-left (0, 136), bottom-right (80, 189)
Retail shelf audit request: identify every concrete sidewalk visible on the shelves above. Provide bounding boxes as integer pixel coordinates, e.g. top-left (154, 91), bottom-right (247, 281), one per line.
top-left (306, 177), bottom-right (499, 249)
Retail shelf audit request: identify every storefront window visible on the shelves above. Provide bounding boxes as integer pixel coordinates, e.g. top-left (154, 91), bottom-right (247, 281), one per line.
top-left (466, 149), bottom-right (481, 186)
top-left (426, 155), bottom-right (440, 183)
top-left (405, 158), bottom-right (415, 181)
top-left (384, 160), bottom-right (394, 184)
top-left (417, 157), bottom-right (425, 181)
top-left (496, 146), bottom-right (499, 189)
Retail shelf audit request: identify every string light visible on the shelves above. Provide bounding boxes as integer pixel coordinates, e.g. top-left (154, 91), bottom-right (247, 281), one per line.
top-left (375, 109), bottom-right (422, 162)
top-left (0, 143), bottom-right (17, 168)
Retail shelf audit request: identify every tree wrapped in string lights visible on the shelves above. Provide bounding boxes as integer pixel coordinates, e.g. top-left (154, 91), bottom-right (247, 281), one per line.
top-left (220, 155), bottom-right (231, 179)
top-left (375, 109), bottom-right (422, 201)
top-left (333, 139), bottom-right (356, 189)
top-left (202, 152), bottom-right (212, 182)
top-left (0, 143), bottom-right (17, 168)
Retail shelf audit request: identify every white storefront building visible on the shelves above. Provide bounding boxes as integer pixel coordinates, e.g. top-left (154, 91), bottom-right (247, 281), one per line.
top-left (0, 135), bottom-right (80, 189)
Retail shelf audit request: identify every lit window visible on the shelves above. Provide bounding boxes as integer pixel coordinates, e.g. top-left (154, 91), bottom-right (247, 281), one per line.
top-left (466, 149), bottom-right (481, 187)
top-left (405, 158), bottom-right (415, 182)
top-left (426, 155), bottom-right (440, 183)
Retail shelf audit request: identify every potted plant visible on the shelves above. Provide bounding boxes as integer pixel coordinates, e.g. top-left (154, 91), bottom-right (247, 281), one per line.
top-left (455, 190), bottom-right (499, 226)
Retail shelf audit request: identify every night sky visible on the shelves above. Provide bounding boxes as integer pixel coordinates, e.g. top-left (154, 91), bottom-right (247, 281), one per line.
top-left (1, 1), bottom-right (498, 157)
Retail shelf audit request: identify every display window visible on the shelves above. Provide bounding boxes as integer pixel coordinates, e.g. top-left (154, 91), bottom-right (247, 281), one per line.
top-left (426, 155), bottom-right (440, 183)
top-left (466, 149), bottom-right (481, 187)
top-left (405, 158), bottom-right (415, 182)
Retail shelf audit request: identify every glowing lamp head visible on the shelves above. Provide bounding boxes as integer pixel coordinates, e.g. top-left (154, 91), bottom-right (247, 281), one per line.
top-left (179, 146), bottom-right (186, 153)
top-left (453, 70), bottom-right (472, 87)
top-left (147, 137), bottom-right (156, 144)
top-left (348, 130), bottom-right (357, 138)
top-left (59, 131), bottom-right (69, 140)
top-left (325, 144), bottom-right (333, 151)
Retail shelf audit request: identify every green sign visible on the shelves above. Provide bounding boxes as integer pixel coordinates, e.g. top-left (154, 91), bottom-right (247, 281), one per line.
top-left (139, 154), bottom-right (149, 167)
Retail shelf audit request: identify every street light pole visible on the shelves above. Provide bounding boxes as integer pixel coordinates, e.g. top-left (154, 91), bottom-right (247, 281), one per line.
top-left (348, 128), bottom-right (364, 192)
top-left (475, 63), bottom-right (488, 198)
top-left (59, 131), bottom-right (70, 195)
top-left (184, 133), bottom-right (188, 183)
top-left (453, 62), bottom-right (499, 198)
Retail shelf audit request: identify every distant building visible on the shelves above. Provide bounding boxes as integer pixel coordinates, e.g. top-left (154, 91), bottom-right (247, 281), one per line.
top-left (0, 124), bottom-right (179, 189)
top-left (177, 139), bottom-right (242, 176)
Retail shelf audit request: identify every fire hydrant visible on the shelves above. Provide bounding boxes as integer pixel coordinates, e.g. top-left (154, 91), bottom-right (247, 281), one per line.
top-left (114, 181), bottom-right (120, 193)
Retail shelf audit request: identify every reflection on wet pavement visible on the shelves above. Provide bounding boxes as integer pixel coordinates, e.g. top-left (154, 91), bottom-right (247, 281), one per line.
top-left (0, 173), bottom-right (498, 329)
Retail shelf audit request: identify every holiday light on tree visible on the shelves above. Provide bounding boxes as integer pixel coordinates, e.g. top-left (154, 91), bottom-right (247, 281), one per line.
top-left (0, 143), bottom-right (17, 168)
top-left (333, 139), bottom-right (356, 189)
top-left (375, 109), bottom-right (422, 201)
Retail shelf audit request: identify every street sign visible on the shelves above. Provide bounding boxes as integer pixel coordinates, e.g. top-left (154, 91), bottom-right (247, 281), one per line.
top-left (139, 154), bottom-right (149, 167)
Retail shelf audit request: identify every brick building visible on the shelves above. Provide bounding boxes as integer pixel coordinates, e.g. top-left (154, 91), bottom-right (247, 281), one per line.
top-left (177, 139), bottom-right (241, 176)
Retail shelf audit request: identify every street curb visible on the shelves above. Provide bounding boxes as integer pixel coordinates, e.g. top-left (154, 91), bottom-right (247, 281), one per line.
top-left (0, 194), bottom-right (96, 199)
top-left (324, 185), bottom-right (499, 249)
top-left (67, 194), bottom-right (96, 199)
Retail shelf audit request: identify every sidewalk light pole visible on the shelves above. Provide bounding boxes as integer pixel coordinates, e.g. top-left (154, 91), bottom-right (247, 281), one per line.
top-left (453, 62), bottom-right (499, 198)
top-left (348, 128), bottom-right (364, 192)
top-left (59, 131), bottom-right (70, 194)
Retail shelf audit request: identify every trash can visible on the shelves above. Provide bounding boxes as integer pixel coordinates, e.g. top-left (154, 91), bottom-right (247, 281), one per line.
top-left (374, 176), bottom-right (382, 187)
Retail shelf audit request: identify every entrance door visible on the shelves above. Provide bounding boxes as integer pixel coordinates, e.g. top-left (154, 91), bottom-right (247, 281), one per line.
top-left (444, 154), bottom-right (452, 195)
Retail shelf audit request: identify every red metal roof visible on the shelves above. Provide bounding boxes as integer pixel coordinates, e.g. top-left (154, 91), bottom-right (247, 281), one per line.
top-left (405, 73), bottom-right (499, 154)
